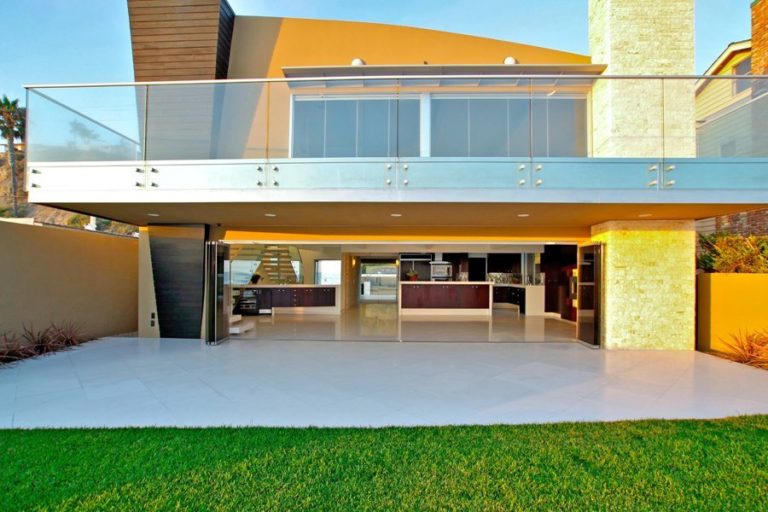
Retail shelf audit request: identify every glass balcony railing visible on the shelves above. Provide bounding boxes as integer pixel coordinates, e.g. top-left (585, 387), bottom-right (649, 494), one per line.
top-left (24, 75), bottom-right (768, 194)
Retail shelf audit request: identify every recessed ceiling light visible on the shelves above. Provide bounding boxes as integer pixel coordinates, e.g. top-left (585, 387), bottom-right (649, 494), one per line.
top-left (264, 213), bottom-right (277, 218)
top-left (517, 213), bottom-right (530, 218)
top-left (390, 213), bottom-right (402, 217)
top-left (545, 242), bottom-right (556, 245)
top-left (147, 213), bottom-right (160, 217)
top-left (638, 213), bottom-right (653, 218)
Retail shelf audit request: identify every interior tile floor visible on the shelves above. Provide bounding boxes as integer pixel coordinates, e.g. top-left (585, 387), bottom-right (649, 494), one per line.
top-left (2, 337), bottom-right (768, 428)
top-left (236, 303), bottom-right (577, 342)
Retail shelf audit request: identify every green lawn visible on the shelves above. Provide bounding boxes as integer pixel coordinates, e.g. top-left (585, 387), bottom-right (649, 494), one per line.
top-left (1, 416), bottom-right (767, 511)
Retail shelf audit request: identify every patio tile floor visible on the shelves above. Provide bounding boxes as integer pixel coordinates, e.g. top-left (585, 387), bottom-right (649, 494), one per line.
top-left (2, 337), bottom-right (768, 428)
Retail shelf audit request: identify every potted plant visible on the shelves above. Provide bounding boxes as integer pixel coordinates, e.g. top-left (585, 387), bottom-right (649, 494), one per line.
top-left (405, 269), bottom-right (419, 281)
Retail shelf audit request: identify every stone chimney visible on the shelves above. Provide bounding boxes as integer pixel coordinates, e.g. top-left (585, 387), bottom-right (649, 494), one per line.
top-left (588, 0), bottom-right (696, 157)
top-left (753, 0), bottom-right (768, 76)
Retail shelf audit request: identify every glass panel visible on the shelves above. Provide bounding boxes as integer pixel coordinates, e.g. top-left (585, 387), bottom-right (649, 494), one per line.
top-left (27, 86), bottom-right (145, 162)
top-left (695, 77), bottom-right (768, 157)
top-left (531, 98), bottom-right (587, 157)
top-left (431, 99), bottom-right (468, 157)
top-left (145, 82), bottom-right (267, 160)
top-left (508, 99), bottom-right (531, 157)
top-left (548, 99), bottom-right (587, 157)
top-left (469, 99), bottom-right (507, 157)
top-left (325, 100), bottom-right (357, 157)
top-left (315, 260), bottom-right (341, 285)
top-left (531, 99), bottom-right (548, 157)
top-left (360, 261), bottom-right (398, 301)
top-left (292, 100), bottom-right (325, 157)
top-left (395, 99), bottom-right (420, 157)
top-left (357, 100), bottom-right (389, 157)
top-left (291, 97), bottom-right (419, 158)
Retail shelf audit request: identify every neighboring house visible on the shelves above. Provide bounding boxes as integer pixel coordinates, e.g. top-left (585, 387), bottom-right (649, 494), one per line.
top-left (22, 0), bottom-right (768, 350)
top-left (696, 2), bottom-right (768, 236)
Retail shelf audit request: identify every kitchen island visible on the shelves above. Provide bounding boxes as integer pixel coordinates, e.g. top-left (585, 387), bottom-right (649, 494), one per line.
top-left (399, 282), bottom-right (492, 317)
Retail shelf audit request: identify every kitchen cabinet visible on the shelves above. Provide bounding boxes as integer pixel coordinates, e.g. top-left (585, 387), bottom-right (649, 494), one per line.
top-left (401, 283), bottom-right (490, 309)
top-left (235, 286), bottom-right (336, 314)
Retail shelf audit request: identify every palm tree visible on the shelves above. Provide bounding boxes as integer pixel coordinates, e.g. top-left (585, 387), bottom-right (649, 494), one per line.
top-left (0, 95), bottom-right (26, 217)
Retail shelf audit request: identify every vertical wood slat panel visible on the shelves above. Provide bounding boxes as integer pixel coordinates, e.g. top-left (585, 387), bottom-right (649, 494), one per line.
top-left (128, 0), bottom-right (234, 81)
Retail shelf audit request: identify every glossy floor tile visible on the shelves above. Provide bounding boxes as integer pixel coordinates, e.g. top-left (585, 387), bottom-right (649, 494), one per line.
top-left (2, 337), bottom-right (768, 428)
top-left (236, 303), bottom-right (578, 342)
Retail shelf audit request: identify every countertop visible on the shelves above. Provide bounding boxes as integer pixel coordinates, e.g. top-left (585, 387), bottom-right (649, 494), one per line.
top-left (491, 284), bottom-right (545, 288)
top-left (236, 284), bottom-right (340, 288)
top-left (400, 281), bottom-right (493, 286)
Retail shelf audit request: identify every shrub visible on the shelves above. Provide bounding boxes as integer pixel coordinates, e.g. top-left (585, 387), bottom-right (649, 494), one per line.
top-left (720, 330), bottom-right (768, 369)
top-left (0, 333), bottom-right (34, 364)
top-left (698, 233), bottom-right (768, 273)
top-left (21, 325), bottom-right (57, 355)
top-left (50, 321), bottom-right (88, 347)
top-left (1, 323), bottom-right (91, 365)
top-left (66, 214), bottom-right (90, 228)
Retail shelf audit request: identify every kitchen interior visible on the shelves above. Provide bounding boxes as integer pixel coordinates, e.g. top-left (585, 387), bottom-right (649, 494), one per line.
top-left (223, 243), bottom-right (578, 342)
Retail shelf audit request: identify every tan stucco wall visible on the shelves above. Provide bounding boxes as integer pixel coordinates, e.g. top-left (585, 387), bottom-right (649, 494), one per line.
top-left (0, 221), bottom-right (138, 338)
top-left (137, 228), bottom-right (159, 338)
top-left (588, 0), bottom-right (696, 157)
top-left (591, 220), bottom-right (696, 350)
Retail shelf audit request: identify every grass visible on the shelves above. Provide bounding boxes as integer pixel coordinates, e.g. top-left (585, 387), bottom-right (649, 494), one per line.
top-left (1, 416), bottom-right (767, 511)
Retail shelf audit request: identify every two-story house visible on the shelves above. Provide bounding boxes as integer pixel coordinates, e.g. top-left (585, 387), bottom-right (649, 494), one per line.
top-left (23, 0), bottom-right (768, 349)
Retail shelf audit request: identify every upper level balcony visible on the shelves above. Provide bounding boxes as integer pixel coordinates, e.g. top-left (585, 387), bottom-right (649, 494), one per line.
top-left (24, 73), bottom-right (768, 210)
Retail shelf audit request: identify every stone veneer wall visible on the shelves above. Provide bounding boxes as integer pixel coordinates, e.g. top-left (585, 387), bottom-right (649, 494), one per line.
top-left (591, 220), bottom-right (696, 350)
top-left (588, 0), bottom-right (696, 157)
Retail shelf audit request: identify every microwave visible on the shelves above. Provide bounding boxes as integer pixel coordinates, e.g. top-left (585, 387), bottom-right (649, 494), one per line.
top-left (430, 262), bottom-right (452, 278)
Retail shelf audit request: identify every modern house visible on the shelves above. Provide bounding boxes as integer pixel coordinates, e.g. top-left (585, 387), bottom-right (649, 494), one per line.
top-left (23, 0), bottom-right (768, 348)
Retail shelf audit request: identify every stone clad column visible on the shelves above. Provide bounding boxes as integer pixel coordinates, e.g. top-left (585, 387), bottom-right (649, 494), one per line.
top-left (588, 0), bottom-right (696, 157)
top-left (590, 220), bottom-right (696, 350)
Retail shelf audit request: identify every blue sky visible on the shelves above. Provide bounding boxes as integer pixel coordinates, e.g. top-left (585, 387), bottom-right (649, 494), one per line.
top-left (0, 0), bottom-right (754, 103)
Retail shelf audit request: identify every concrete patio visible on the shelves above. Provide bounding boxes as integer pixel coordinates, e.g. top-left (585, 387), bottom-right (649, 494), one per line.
top-left (2, 337), bottom-right (768, 428)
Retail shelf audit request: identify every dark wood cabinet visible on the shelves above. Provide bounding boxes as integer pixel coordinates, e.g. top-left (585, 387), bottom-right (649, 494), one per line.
top-left (401, 284), bottom-right (427, 308)
top-left (457, 285), bottom-right (489, 309)
top-left (402, 284), bottom-right (490, 309)
top-left (314, 287), bottom-right (336, 307)
top-left (269, 288), bottom-right (291, 307)
top-left (235, 287), bottom-right (336, 314)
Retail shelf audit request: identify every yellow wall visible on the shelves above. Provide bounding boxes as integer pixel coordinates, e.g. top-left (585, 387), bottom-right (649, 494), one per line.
top-left (0, 221), bottom-right (138, 339)
top-left (697, 273), bottom-right (768, 353)
top-left (228, 17), bottom-right (591, 79)
top-left (591, 220), bottom-right (696, 350)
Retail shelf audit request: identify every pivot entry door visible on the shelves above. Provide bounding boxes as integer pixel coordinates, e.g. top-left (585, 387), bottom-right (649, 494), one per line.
top-left (206, 242), bottom-right (230, 345)
top-left (576, 244), bottom-right (602, 347)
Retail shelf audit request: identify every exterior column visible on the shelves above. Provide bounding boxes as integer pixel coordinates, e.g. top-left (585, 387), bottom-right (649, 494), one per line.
top-left (590, 220), bottom-right (696, 350)
top-left (588, 0), bottom-right (696, 157)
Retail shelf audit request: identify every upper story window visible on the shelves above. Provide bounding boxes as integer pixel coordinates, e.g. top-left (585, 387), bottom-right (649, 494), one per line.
top-left (292, 97), bottom-right (420, 158)
top-left (430, 96), bottom-right (587, 158)
top-left (733, 56), bottom-right (752, 95)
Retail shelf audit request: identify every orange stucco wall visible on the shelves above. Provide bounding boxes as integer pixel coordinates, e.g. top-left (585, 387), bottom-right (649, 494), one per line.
top-left (228, 16), bottom-right (591, 79)
top-left (697, 273), bottom-right (768, 353)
